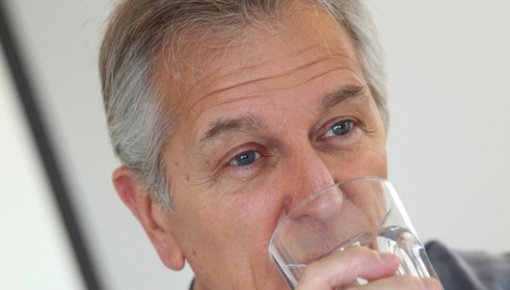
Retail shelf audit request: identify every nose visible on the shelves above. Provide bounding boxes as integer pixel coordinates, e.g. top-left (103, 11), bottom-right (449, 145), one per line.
top-left (283, 144), bottom-right (341, 220)
top-left (289, 183), bottom-right (344, 223)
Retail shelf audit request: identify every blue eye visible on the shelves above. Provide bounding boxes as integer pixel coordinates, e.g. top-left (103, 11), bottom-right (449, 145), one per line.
top-left (229, 151), bottom-right (261, 166)
top-left (324, 120), bottom-right (354, 137)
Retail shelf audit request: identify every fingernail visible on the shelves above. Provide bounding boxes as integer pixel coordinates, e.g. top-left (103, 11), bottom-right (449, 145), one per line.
top-left (380, 252), bottom-right (396, 263)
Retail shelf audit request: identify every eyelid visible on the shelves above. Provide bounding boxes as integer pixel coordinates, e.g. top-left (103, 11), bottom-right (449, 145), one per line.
top-left (221, 144), bottom-right (272, 175)
top-left (316, 117), bottom-right (358, 141)
top-left (228, 151), bottom-right (261, 166)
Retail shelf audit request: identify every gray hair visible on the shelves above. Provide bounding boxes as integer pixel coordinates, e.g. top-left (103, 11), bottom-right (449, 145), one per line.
top-left (99, 0), bottom-right (387, 210)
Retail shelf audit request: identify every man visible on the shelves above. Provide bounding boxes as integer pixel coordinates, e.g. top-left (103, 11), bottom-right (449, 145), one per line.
top-left (99, 1), bottom-right (508, 290)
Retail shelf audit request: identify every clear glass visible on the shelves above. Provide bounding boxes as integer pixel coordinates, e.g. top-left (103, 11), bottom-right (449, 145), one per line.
top-left (268, 176), bottom-right (442, 289)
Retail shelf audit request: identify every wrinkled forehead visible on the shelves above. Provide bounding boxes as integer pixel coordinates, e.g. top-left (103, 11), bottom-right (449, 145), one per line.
top-left (152, 4), bottom-right (358, 107)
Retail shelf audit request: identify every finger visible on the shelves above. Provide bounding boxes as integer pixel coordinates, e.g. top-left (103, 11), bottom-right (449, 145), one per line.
top-left (295, 247), bottom-right (399, 290)
top-left (347, 276), bottom-right (443, 290)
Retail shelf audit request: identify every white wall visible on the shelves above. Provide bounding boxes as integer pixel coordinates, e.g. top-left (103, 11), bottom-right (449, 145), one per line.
top-left (0, 43), bottom-right (84, 290)
top-left (2, 0), bottom-right (508, 289)
top-left (367, 0), bottom-right (510, 253)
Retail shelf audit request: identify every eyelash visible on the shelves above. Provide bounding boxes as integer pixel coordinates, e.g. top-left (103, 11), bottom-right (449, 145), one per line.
top-left (224, 145), bottom-right (272, 173)
top-left (222, 118), bottom-right (359, 174)
top-left (317, 118), bottom-right (358, 142)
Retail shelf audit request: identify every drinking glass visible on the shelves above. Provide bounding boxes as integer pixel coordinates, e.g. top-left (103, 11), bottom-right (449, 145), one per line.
top-left (269, 176), bottom-right (442, 289)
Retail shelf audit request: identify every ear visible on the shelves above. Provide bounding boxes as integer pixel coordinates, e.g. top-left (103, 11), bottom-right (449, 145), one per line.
top-left (112, 166), bottom-right (186, 270)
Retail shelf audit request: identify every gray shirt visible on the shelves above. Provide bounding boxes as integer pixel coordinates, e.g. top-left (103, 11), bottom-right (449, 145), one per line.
top-left (427, 241), bottom-right (510, 290)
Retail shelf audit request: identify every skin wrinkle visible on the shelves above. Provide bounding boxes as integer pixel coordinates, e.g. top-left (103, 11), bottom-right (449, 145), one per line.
top-left (192, 90), bottom-right (378, 195)
top-left (200, 116), bottom-right (268, 145)
top-left (198, 85), bottom-right (367, 156)
top-left (158, 27), bottom-right (252, 102)
top-left (192, 63), bottom-right (362, 118)
top-left (190, 53), bottom-right (358, 112)
top-left (310, 6), bottom-right (335, 58)
top-left (320, 85), bottom-right (364, 109)
top-left (171, 25), bottom-right (265, 94)
top-left (189, 130), bottom-right (280, 192)
top-left (186, 86), bottom-right (377, 192)
top-left (189, 96), bottom-right (375, 198)
top-left (145, 7), bottom-right (389, 290)
top-left (162, 14), bottom-right (364, 128)
top-left (181, 14), bottom-right (359, 96)
top-left (101, 0), bottom-right (392, 219)
top-left (191, 39), bottom-right (321, 89)
top-left (195, 80), bottom-right (369, 154)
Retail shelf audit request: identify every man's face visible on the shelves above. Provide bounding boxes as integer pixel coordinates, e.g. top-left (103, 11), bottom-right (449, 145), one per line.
top-left (156, 8), bottom-right (387, 290)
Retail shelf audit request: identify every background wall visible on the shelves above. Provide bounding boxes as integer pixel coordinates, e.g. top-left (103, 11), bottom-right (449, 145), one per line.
top-left (0, 41), bottom-right (84, 290)
top-left (366, 0), bottom-right (510, 253)
top-left (1, 0), bottom-right (508, 289)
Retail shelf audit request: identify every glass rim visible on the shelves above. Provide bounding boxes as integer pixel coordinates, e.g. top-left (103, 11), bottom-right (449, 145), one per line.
top-left (268, 175), bottom-right (391, 256)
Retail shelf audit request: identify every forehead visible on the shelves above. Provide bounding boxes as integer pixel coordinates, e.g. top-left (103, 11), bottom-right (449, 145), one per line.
top-left (155, 6), bottom-right (366, 135)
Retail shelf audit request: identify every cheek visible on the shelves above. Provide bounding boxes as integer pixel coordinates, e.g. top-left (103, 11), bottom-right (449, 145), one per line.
top-left (354, 138), bottom-right (387, 177)
top-left (221, 186), bottom-right (285, 246)
top-left (325, 137), bottom-right (388, 180)
top-left (360, 138), bottom-right (387, 176)
top-left (172, 173), bottom-right (286, 256)
top-left (361, 137), bottom-right (388, 174)
top-left (172, 182), bottom-right (287, 288)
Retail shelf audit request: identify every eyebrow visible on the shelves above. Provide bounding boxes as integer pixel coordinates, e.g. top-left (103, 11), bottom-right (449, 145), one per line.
top-left (320, 85), bottom-right (365, 109)
top-left (198, 85), bottom-right (365, 147)
top-left (199, 116), bottom-right (267, 146)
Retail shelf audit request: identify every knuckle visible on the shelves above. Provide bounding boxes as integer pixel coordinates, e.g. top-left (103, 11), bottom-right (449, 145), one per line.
top-left (300, 262), bottom-right (328, 286)
top-left (302, 262), bottom-right (321, 279)
top-left (344, 246), bottom-right (378, 260)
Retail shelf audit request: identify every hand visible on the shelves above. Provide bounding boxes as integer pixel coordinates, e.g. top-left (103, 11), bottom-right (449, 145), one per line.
top-left (295, 247), bottom-right (442, 290)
